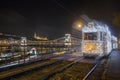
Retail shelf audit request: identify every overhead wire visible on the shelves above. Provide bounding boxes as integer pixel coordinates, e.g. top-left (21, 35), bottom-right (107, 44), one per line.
top-left (52, 0), bottom-right (77, 17)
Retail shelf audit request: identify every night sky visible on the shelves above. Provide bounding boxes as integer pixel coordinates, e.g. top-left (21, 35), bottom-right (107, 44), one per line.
top-left (0, 0), bottom-right (120, 39)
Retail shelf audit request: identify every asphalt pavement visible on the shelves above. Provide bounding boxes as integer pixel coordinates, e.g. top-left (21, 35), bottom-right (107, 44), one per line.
top-left (106, 50), bottom-right (120, 80)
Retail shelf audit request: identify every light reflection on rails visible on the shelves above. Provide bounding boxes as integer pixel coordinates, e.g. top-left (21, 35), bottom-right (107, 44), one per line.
top-left (82, 56), bottom-right (109, 80)
top-left (82, 60), bottom-right (100, 80)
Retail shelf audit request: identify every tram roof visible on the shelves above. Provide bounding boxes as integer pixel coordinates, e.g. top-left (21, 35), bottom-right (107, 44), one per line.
top-left (82, 20), bottom-right (111, 34)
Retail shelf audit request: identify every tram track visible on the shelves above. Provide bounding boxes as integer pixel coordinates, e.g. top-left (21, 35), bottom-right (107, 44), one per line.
top-left (0, 53), bottom-right (66, 80)
top-left (1, 57), bottom-right (82, 80)
top-left (82, 53), bottom-right (112, 80)
top-left (82, 60), bottom-right (100, 80)
top-left (0, 59), bottom-right (61, 80)
top-left (48, 60), bottom-right (94, 80)
top-left (0, 54), bottom-right (107, 80)
top-left (11, 60), bottom-right (73, 80)
top-left (83, 57), bottom-right (109, 80)
top-left (47, 57), bottom-right (106, 80)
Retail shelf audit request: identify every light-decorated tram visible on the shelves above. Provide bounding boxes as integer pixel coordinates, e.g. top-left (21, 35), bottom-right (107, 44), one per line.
top-left (81, 20), bottom-right (117, 57)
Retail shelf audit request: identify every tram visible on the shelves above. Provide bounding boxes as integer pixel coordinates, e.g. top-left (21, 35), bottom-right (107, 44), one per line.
top-left (81, 20), bottom-right (117, 57)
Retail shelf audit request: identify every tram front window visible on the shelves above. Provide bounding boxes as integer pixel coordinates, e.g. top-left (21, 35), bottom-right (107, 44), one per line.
top-left (84, 32), bottom-right (97, 40)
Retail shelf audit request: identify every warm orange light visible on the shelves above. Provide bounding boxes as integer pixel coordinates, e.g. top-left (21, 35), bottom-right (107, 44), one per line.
top-left (34, 33), bottom-right (48, 40)
top-left (78, 24), bottom-right (82, 28)
top-left (83, 42), bottom-right (100, 53)
top-left (73, 21), bottom-right (83, 31)
top-left (76, 23), bottom-right (83, 30)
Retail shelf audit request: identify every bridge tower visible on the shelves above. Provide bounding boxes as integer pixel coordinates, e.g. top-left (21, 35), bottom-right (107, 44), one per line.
top-left (64, 34), bottom-right (71, 46)
top-left (20, 37), bottom-right (27, 52)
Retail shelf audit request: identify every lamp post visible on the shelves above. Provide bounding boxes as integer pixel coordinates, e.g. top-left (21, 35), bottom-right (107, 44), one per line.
top-left (72, 21), bottom-right (84, 54)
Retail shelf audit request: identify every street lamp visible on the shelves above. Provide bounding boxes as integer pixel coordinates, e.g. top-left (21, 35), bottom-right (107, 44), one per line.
top-left (78, 24), bottom-right (82, 28)
top-left (72, 21), bottom-right (83, 31)
top-left (77, 23), bottom-right (82, 29)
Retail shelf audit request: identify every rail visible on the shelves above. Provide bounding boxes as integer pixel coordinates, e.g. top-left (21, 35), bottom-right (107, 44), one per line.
top-left (0, 59), bottom-right (62, 80)
top-left (39, 59), bottom-right (80, 80)
top-left (82, 60), bottom-right (100, 80)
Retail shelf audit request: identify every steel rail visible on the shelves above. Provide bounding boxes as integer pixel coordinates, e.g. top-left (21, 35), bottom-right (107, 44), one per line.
top-left (82, 60), bottom-right (100, 80)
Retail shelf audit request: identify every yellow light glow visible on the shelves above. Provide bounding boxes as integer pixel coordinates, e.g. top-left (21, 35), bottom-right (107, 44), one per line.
top-left (83, 42), bottom-right (100, 53)
top-left (73, 21), bottom-right (83, 31)
top-left (35, 37), bottom-right (48, 40)
top-left (78, 24), bottom-right (82, 28)
top-left (34, 33), bottom-right (48, 40)
top-left (76, 22), bottom-right (83, 30)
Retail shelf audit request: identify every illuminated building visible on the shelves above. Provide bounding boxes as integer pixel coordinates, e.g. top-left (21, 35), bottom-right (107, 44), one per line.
top-left (34, 33), bottom-right (48, 41)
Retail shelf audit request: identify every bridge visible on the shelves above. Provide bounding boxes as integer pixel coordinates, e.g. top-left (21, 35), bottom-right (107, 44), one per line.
top-left (0, 34), bottom-right (81, 54)
top-left (0, 34), bottom-right (81, 46)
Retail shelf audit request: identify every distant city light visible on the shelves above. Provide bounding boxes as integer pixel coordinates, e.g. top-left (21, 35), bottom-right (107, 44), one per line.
top-left (0, 33), bottom-right (3, 35)
top-left (34, 33), bottom-right (48, 40)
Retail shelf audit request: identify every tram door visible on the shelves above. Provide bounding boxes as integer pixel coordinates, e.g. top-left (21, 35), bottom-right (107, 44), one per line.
top-left (103, 33), bottom-right (107, 55)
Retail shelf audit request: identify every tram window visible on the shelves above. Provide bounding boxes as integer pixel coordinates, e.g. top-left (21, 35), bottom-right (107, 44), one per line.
top-left (84, 32), bottom-right (97, 40)
top-left (103, 33), bottom-right (107, 41)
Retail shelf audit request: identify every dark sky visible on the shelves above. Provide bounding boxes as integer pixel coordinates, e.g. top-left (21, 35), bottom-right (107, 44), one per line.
top-left (0, 0), bottom-right (120, 39)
